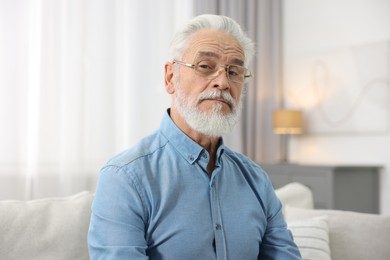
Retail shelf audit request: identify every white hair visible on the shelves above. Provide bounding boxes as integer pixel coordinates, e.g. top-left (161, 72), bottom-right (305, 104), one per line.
top-left (168, 14), bottom-right (255, 67)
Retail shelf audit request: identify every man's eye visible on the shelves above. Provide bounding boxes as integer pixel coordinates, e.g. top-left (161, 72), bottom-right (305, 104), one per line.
top-left (228, 70), bottom-right (238, 76)
top-left (228, 67), bottom-right (241, 76)
top-left (199, 64), bottom-right (211, 69)
top-left (197, 62), bottom-right (215, 71)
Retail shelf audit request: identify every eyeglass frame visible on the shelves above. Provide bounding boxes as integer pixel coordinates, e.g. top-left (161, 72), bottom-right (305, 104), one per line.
top-left (172, 60), bottom-right (252, 84)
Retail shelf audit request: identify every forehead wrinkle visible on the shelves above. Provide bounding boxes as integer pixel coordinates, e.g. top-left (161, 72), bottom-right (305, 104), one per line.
top-left (197, 51), bottom-right (220, 59)
top-left (196, 51), bottom-right (244, 66)
top-left (184, 30), bottom-right (245, 64)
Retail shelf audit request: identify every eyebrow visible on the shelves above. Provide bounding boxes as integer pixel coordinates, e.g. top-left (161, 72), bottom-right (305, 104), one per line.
top-left (196, 51), bottom-right (245, 66)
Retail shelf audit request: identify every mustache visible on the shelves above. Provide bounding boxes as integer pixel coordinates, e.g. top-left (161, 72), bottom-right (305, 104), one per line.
top-left (197, 91), bottom-right (236, 107)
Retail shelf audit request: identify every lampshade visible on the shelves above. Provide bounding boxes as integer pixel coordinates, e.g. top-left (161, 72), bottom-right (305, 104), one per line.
top-left (273, 109), bottom-right (303, 134)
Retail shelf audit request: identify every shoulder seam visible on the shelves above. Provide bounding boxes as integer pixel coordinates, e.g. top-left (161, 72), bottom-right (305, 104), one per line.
top-left (106, 137), bottom-right (169, 169)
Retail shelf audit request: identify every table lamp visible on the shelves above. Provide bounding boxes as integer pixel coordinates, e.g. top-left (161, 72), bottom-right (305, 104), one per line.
top-left (273, 109), bottom-right (303, 162)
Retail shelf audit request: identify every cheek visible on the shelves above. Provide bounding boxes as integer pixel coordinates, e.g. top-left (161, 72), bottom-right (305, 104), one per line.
top-left (174, 78), bottom-right (199, 104)
top-left (231, 88), bottom-right (243, 103)
top-left (179, 76), bottom-right (208, 98)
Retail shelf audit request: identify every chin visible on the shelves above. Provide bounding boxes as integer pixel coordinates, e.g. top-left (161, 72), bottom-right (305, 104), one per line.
top-left (202, 104), bottom-right (233, 115)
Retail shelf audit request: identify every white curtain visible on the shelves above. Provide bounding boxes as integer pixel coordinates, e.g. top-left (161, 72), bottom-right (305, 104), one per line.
top-left (194, 0), bottom-right (283, 163)
top-left (0, 0), bottom-right (194, 200)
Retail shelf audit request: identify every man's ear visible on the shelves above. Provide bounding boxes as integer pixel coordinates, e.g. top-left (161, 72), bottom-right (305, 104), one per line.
top-left (164, 62), bottom-right (175, 94)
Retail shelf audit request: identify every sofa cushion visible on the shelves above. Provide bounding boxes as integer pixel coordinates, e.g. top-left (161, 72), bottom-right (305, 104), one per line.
top-left (288, 216), bottom-right (331, 260)
top-left (285, 206), bottom-right (390, 260)
top-left (275, 182), bottom-right (314, 213)
top-left (0, 191), bottom-right (93, 260)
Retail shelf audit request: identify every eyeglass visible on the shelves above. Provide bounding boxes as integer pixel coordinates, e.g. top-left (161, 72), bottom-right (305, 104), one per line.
top-left (173, 60), bottom-right (252, 84)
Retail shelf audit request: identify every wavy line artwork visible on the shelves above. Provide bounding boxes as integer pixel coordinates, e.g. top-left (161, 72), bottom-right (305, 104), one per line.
top-left (285, 41), bottom-right (390, 134)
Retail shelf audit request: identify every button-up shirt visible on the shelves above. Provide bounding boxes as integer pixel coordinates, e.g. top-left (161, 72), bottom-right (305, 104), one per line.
top-left (88, 110), bottom-right (301, 259)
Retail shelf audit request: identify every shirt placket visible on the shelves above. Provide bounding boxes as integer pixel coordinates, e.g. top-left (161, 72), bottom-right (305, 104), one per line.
top-left (209, 175), bottom-right (227, 260)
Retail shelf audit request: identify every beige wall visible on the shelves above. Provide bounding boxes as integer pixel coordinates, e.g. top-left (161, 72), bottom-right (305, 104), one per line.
top-left (283, 0), bottom-right (390, 214)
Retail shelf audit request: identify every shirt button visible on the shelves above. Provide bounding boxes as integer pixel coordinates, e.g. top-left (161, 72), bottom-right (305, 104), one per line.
top-left (215, 224), bottom-right (222, 230)
top-left (189, 155), bottom-right (194, 161)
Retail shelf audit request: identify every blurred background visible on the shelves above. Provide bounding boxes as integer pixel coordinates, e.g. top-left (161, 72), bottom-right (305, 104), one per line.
top-left (1, 0), bottom-right (389, 214)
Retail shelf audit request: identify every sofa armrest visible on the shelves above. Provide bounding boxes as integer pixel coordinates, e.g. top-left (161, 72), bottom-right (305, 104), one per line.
top-left (0, 191), bottom-right (93, 260)
top-left (275, 182), bottom-right (314, 212)
top-left (286, 206), bottom-right (390, 260)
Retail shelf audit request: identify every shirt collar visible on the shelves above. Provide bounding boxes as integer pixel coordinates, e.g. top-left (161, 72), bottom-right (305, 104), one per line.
top-left (160, 109), bottom-right (224, 164)
top-left (215, 138), bottom-right (225, 166)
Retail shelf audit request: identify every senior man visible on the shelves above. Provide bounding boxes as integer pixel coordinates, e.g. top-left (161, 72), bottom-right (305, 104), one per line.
top-left (88, 14), bottom-right (301, 260)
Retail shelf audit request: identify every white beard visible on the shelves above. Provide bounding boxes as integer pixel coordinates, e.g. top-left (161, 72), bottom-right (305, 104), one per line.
top-left (173, 85), bottom-right (243, 137)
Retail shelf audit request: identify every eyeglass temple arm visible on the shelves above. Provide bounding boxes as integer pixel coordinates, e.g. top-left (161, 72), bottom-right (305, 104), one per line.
top-left (172, 60), bottom-right (195, 68)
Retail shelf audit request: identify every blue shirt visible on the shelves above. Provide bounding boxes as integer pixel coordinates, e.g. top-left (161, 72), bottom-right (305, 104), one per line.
top-left (88, 110), bottom-right (301, 260)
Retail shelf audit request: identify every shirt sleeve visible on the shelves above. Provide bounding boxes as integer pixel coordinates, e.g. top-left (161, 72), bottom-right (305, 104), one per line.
top-left (259, 181), bottom-right (302, 259)
top-left (88, 165), bottom-right (149, 260)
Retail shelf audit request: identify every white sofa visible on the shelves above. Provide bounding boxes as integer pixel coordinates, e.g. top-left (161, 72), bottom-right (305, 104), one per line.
top-left (0, 191), bottom-right (93, 260)
top-left (0, 183), bottom-right (389, 260)
top-left (276, 183), bottom-right (390, 260)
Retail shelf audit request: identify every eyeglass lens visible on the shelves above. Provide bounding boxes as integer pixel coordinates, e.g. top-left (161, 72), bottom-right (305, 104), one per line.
top-left (194, 60), bottom-right (247, 83)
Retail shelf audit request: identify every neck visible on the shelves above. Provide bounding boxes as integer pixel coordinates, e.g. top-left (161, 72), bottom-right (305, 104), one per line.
top-left (170, 108), bottom-right (220, 175)
top-left (193, 133), bottom-right (220, 176)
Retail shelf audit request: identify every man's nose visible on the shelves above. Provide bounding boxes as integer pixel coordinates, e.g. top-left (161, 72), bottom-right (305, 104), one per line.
top-left (211, 68), bottom-right (231, 90)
